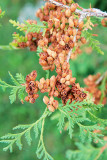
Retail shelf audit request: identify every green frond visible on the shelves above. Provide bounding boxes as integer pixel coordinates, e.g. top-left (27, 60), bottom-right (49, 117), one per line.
top-left (0, 11), bottom-right (5, 18)
top-left (66, 143), bottom-right (101, 160)
top-left (9, 19), bottom-right (48, 35)
top-left (45, 70), bottom-right (50, 79)
top-left (33, 123), bottom-right (39, 139)
top-left (58, 100), bottom-right (106, 142)
top-left (0, 109), bottom-right (53, 160)
top-left (82, 30), bottom-right (104, 55)
top-left (0, 78), bottom-right (12, 91)
top-left (88, 111), bottom-right (107, 125)
top-left (36, 47), bottom-right (43, 56)
top-left (9, 20), bottom-right (20, 28)
top-left (18, 88), bottom-right (25, 101)
top-left (16, 137), bottom-right (22, 150)
top-left (0, 72), bottom-right (26, 103)
top-left (57, 112), bottom-right (65, 133)
top-left (83, 99), bottom-right (103, 110)
top-left (25, 130), bottom-right (32, 146)
top-left (9, 87), bottom-right (19, 104)
top-left (0, 44), bottom-right (18, 50)
top-left (99, 74), bottom-right (107, 103)
top-left (13, 124), bottom-right (31, 130)
top-left (8, 71), bottom-right (20, 86)
top-left (36, 118), bottom-right (54, 160)
top-left (74, 117), bottom-right (91, 123)
top-left (67, 117), bottom-right (74, 139)
top-left (1, 134), bottom-right (17, 139)
top-left (0, 140), bottom-right (13, 144)
top-left (12, 33), bottom-right (27, 43)
top-left (78, 123), bottom-right (104, 143)
top-left (3, 144), bottom-right (13, 152)
top-left (15, 73), bottom-right (25, 84)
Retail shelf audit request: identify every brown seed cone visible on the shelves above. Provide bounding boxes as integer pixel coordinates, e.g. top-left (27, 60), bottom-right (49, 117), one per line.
top-left (61, 22), bottom-right (65, 30)
top-left (26, 75), bottom-right (31, 82)
top-left (69, 17), bottom-right (74, 27)
top-left (81, 37), bottom-right (86, 44)
top-left (43, 96), bottom-right (49, 105)
top-left (72, 29), bottom-right (77, 36)
top-left (29, 98), bottom-right (35, 104)
top-left (52, 100), bottom-right (59, 109)
top-left (54, 90), bottom-right (59, 97)
top-left (50, 64), bottom-right (55, 71)
top-left (70, 77), bottom-right (76, 84)
top-left (41, 88), bottom-right (47, 93)
top-left (18, 42), bottom-right (27, 48)
top-left (101, 18), bottom-right (107, 27)
top-left (42, 65), bottom-right (50, 70)
top-left (70, 4), bottom-right (77, 12)
top-left (40, 52), bottom-right (48, 60)
top-left (69, 40), bottom-right (74, 48)
top-left (68, 27), bottom-right (73, 36)
top-left (27, 33), bottom-right (33, 41)
top-left (50, 96), bottom-right (54, 104)
top-left (26, 41), bottom-right (33, 47)
top-left (50, 76), bottom-right (56, 87)
top-left (60, 78), bottom-right (66, 84)
top-left (56, 68), bottom-right (62, 75)
top-left (62, 72), bottom-right (67, 78)
top-left (33, 94), bottom-right (39, 99)
top-left (65, 81), bottom-right (71, 85)
top-left (47, 105), bottom-right (55, 112)
top-left (47, 56), bottom-right (54, 65)
top-left (40, 78), bottom-right (46, 84)
top-left (25, 96), bottom-right (30, 102)
top-left (65, 75), bottom-right (71, 81)
top-left (77, 30), bottom-right (81, 35)
top-left (73, 19), bottom-right (78, 27)
top-left (76, 35), bottom-right (80, 40)
top-left (39, 59), bottom-right (48, 66)
top-left (78, 21), bottom-right (84, 29)
top-left (32, 32), bottom-right (38, 38)
top-left (38, 83), bottom-right (43, 89)
top-left (65, 9), bottom-right (71, 17)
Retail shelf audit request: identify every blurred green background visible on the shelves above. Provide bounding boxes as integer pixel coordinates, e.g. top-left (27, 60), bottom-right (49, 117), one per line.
top-left (0, 0), bottom-right (107, 160)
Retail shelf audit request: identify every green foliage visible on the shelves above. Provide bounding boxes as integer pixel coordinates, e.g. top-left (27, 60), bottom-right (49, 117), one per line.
top-left (82, 30), bottom-right (104, 55)
top-left (99, 73), bottom-right (107, 103)
top-left (9, 19), bottom-right (48, 34)
top-left (1, 95), bottom-right (106, 159)
top-left (0, 1), bottom-right (107, 160)
top-left (0, 10), bottom-right (5, 18)
top-left (36, 118), bottom-right (54, 160)
top-left (0, 72), bottom-right (26, 103)
top-left (0, 45), bottom-right (19, 50)
top-left (58, 100), bottom-right (105, 143)
top-left (0, 9), bottom-right (5, 27)
top-left (66, 142), bottom-right (101, 160)
top-left (12, 33), bottom-right (27, 42)
top-left (0, 108), bottom-right (52, 160)
top-left (36, 47), bottom-right (43, 56)
top-left (88, 111), bottom-right (107, 125)
top-left (9, 33), bottom-right (26, 47)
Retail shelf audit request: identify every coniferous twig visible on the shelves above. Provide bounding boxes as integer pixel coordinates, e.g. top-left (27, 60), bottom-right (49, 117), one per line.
top-left (0, 72), bottom-right (26, 103)
top-left (9, 20), bottom-right (48, 34)
top-left (0, 108), bottom-right (51, 160)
